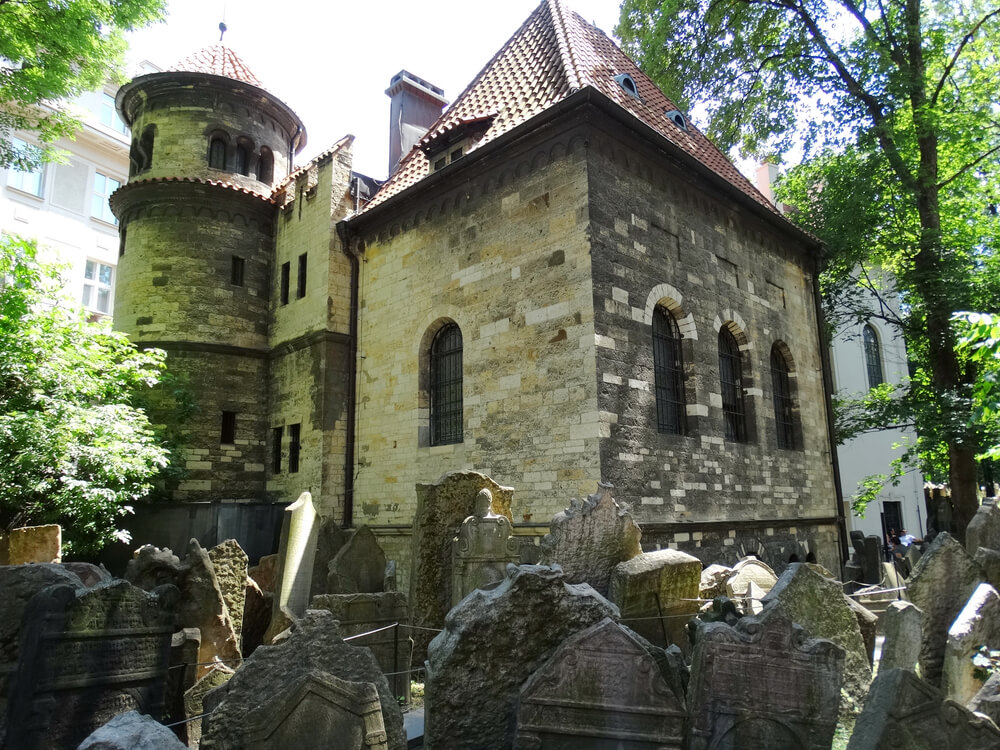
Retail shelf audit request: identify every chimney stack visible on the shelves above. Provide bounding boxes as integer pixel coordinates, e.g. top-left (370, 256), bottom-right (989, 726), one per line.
top-left (386, 70), bottom-right (447, 176)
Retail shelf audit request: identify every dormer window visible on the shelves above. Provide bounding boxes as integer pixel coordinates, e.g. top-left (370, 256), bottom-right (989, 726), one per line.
top-left (665, 109), bottom-right (689, 132)
top-left (420, 115), bottom-right (494, 173)
top-left (614, 73), bottom-right (641, 101)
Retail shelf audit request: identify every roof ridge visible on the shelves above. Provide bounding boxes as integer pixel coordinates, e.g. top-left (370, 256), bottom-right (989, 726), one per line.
top-left (547, 0), bottom-right (582, 92)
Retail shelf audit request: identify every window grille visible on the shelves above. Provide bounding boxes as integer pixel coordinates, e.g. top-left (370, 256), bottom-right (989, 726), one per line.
top-left (431, 324), bottom-right (463, 445)
top-left (209, 138), bottom-right (226, 169)
top-left (863, 324), bottom-right (884, 388)
top-left (771, 346), bottom-right (794, 449)
top-left (718, 328), bottom-right (746, 442)
top-left (652, 306), bottom-right (685, 434)
top-left (288, 423), bottom-right (301, 473)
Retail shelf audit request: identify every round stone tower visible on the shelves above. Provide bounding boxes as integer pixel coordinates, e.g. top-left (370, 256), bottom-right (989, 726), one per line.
top-left (112, 46), bottom-right (306, 501)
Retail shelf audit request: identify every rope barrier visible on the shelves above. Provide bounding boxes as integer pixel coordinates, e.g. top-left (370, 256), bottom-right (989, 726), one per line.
top-left (343, 622), bottom-right (400, 641)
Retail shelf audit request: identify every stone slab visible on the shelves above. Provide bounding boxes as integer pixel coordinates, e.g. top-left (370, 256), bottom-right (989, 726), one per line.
top-left (0, 524), bottom-right (61, 564)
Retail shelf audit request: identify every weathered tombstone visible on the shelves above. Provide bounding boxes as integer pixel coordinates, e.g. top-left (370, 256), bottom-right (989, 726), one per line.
top-left (409, 471), bottom-right (513, 661)
top-left (309, 517), bottom-right (347, 598)
top-left (6, 579), bottom-right (177, 750)
top-left (845, 595), bottom-right (879, 667)
top-left (847, 668), bottom-right (1000, 749)
top-left (968, 672), bottom-right (1000, 729)
top-left (761, 563), bottom-right (872, 716)
top-left (62, 562), bottom-right (111, 588)
top-left (0, 524), bottom-right (61, 564)
top-left (537, 482), bottom-right (642, 596)
top-left (904, 543), bottom-right (923, 572)
top-left (880, 600), bottom-right (923, 671)
top-left (241, 577), bottom-right (270, 657)
top-left (451, 488), bottom-right (520, 603)
top-left (0, 563), bottom-right (82, 743)
top-left (177, 539), bottom-right (242, 678)
top-left (943, 583), bottom-right (1000, 705)
top-left (861, 536), bottom-right (883, 584)
top-left (266, 492), bottom-right (319, 642)
top-left (974, 546), bottom-right (1000, 591)
top-left (745, 579), bottom-right (767, 615)
top-left (687, 604), bottom-right (844, 750)
top-left (966, 499), bottom-right (1000, 555)
top-left (248, 553), bottom-right (278, 592)
top-left (516, 617), bottom-right (686, 749)
top-left (423, 564), bottom-right (617, 750)
top-left (125, 544), bottom-right (185, 590)
top-left (383, 559), bottom-right (398, 592)
top-left (164, 627), bottom-right (200, 744)
top-left (76, 710), bottom-right (187, 750)
top-left (200, 609), bottom-right (405, 750)
top-left (183, 663), bottom-right (234, 749)
top-left (311, 591), bottom-right (410, 703)
top-left (327, 525), bottom-right (387, 594)
top-left (608, 549), bottom-right (702, 651)
top-left (725, 557), bottom-right (778, 606)
top-left (907, 532), bottom-right (984, 686)
top-left (207, 539), bottom-right (248, 643)
top-left (699, 564), bottom-right (732, 602)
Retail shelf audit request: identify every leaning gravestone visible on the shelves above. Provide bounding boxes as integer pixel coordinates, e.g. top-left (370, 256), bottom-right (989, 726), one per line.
top-left (183, 663), bottom-right (234, 749)
top-left (6, 579), bottom-right (177, 750)
top-left (423, 564), bottom-right (618, 750)
top-left (608, 549), bottom-right (702, 651)
top-left (725, 557), bottom-right (778, 611)
top-left (942, 583), bottom-right (1000, 705)
top-left (880, 600), bottom-right (923, 671)
top-left (516, 617), bottom-right (686, 749)
top-left (537, 482), bottom-right (642, 596)
top-left (451, 488), bottom-right (520, 603)
top-left (687, 603), bottom-right (844, 750)
top-left (310, 517), bottom-right (347, 598)
top-left (125, 544), bottom-right (185, 590)
top-left (177, 539), bottom-right (241, 678)
top-left (966, 499), bottom-right (1000, 555)
top-left (907, 532), bottom-right (984, 686)
top-left (327, 525), bottom-right (386, 594)
top-left (207, 539), bottom-right (248, 643)
top-left (847, 668), bottom-right (1000, 749)
top-left (761, 563), bottom-right (871, 716)
top-left (164, 628), bottom-right (200, 743)
top-left (77, 710), bottom-right (187, 750)
top-left (200, 609), bottom-right (405, 750)
top-left (265, 492), bottom-right (319, 643)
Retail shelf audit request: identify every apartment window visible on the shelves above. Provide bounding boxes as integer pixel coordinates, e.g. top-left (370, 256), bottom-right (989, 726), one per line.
top-left (231, 256), bottom-right (245, 286)
top-left (82, 260), bottom-right (114, 315)
top-left (91, 172), bottom-right (120, 225)
top-left (6, 139), bottom-right (44, 197)
top-left (280, 262), bottom-right (290, 305)
top-left (652, 305), bottom-right (685, 434)
top-left (719, 328), bottom-right (746, 442)
top-left (771, 345), bottom-right (795, 449)
top-left (209, 136), bottom-right (227, 169)
top-left (288, 423), bottom-right (301, 473)
top-left (296, 253), bottom-right (307, 298)
top-left (430, 323), bottom-right (463, 445)
top-left (863, 324), bottom-right (884, 388)
top-left (272, 426), bottom-right (283, 473)
top-left (99, 93), bottom-right (128, 135)
top-left (221, 411), bottom-right (237, 444)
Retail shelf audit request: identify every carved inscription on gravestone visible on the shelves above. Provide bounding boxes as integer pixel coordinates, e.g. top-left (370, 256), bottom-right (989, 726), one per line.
top-left (451, 489), bottom-right (520, 604)
top-left (5, 579), bottom-right (176, 750)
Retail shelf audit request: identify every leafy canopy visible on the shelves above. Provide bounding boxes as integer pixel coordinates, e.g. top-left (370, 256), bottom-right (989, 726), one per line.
top-left (0, 0), bottom-right (165, 169)
top-left (0, 234), bottom-right (168, 554)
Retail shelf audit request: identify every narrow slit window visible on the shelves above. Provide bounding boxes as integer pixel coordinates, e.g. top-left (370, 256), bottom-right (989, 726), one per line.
top-left (652, 305), bottom-right (685, 434)
top-left (771, 346), bottom-right (794, 449)
top-left (258, 147), bottom-right (274, 184)
top-left (863, 324), bottom-right (884, 388)
top-left (288, 423), bottom-right (301, 473)
top-left (719, 328), bottom-right (746, 442)
top-left (235, 144), bottom-right (250, 176)
top-left (221, 411), bottom-right (237, 444)
top-left (296, 253), bottom-right (307, 299)
top-left (272, 426), bottom-right (283, 473)
top-left (231, 256), bottom-right (245, 286)
top-left (280, 261), bottom-right (290, 305)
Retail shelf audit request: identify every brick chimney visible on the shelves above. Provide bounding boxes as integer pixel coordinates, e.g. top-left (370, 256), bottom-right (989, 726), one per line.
top-left (386, 70), bottom-right (447, 175)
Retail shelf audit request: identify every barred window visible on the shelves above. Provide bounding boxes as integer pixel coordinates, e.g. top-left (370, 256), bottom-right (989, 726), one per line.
top-left (863, 324), bottom-right (884, 388)
top-left (288, 423), bottom-right (301, 473)
top-left (771, 346), bottom-right (794, 449)
top-left (430, 324), bottom-right (463, 445)
top-left (209, 137), bottom-right (227, 169)
top-left (719, 328), bottom-right (746, 442)
top-left (653, 305), bottom-right (685, 434)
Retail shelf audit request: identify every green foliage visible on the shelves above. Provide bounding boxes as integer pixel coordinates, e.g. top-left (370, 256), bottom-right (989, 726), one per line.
top-left (0, 0), bottom-right (165, 168)
top-left (954, 312), bottom-right (1000, 461)
top-left (0, 234), bottom-right (168, 553)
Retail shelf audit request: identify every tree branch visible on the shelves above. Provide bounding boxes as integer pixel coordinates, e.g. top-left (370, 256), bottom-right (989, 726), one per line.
top-left (931, 8), bottom-right (1000, 107)
top-left (938, 142), bottom-right (1000, 191)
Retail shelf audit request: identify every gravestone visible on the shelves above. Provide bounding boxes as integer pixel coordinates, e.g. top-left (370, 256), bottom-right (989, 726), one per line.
top-left (687, 604), bottom-right (844, 750)
top-left (537, 482), bottom-right (642, 596)
top-left (761, 563), bottom-right (871, 716)
top-left (423, 564), bottom-right (617, 750)
top-left (452, 489), bottom-right (520, 603)
top-left (907, 532), bottom-right (984, 686)
top-left (183, 663), bottom-right (234, 749)
top-left (125, 544), bottom-right (184, 590)
top-left (62, 562), bottom-right (111, 588)
top-left (207, 539), bottom-right (248, 643)
top-left (266, 492), bottom-right (319, 642)
top-left (845, 595), bottom-right (879, 667)
top-left (248, 553), bottom-right (278, 592)
top-left (880, 600), bottom-right (923, 671)
top-left (310, 517), bottom-right (347, 598)
top-left (862, 536), bottom-right (883, 584)
top-left (966, 499), bottom-right (1000, 555)
top-left (974, 547), bottom-right (1000, 591)
top-left (0, 524), bottom-right (61, 564)
top-left (164, 628), bottom-right (200, 744)
top-left (177, 539), bottom-right (241, 678)
top-left (968, 672), bottom-right (1000, 729)
top-left (409, 471), bottom-right (513, 661)
top-left (77, 710), bottom-right (187, 750)
top-left (725, 557), bottom-right (778, 610)
top-left (847, 668), bottom-right (1000, 749)
top-left (942, 583), bottom-right (1000, 705)
top-left (327, 525), bottom-right (386, 594)
top-left (699, 564), bottom-right (732, 601)
top-left (242, 577), bottom-right (270, 656)
top-left (516, 617), bottom-right (686, 749)
top-left (608, 549), bottom-right (702, 651)
top-left (200, 609), bottom-right (405, 750)
top-left (6, 579), bottom-right (177, 750)
top-left (311, 592), bottom-right (411, 703)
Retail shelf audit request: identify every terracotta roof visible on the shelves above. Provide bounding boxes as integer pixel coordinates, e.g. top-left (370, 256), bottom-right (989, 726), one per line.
top-left (112, 175), bottom-right (276, 205)
top-left (366, 0), bottom-right (773, 213)
top-left (168, 45), bottom-right (265, 88)
top-left (276, 134), bottom-right (355, 193)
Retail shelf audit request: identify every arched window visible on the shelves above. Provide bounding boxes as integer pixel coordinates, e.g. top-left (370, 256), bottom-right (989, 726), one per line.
top-left (235, 140), bottom-right (251, 176)
top-left (139, 125), bottom-right (155, 171)
top-left (209, 136), bottom-right (227, 169)
top-left (129, 139), bottom-right (140, 177)
top-left (719, 328), bottom-right (746, 442)
top-left (771, 345), bottom-right (794, 449)
top-left (863, 324), bottom-right (884, 388)
top-left (430, 323), bottom-right (463, 445)
top-left (653, 305), bottom-right (685, 434)
top-left (258, 147), bottom-right (274, 184)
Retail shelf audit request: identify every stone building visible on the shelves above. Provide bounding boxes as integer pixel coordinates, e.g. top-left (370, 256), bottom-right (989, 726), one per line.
top-left (112, 0), bottom-right (845, 576)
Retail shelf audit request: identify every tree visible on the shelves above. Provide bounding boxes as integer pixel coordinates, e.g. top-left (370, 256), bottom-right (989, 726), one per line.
top-left (0, 234), bottom-right (168, 554)
top-left (618, 0), bottom-right (1000, 542)
top-left (0, 0), bottom-right (165, 169)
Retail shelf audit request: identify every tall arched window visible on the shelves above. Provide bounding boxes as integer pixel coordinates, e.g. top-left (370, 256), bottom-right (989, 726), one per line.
top-left (430, 324), bottom-right (463, 445)
top-left (209, 136), bottom-right (227, 169)
top-left (235, 140), bottom-right (251, 176)
top-left (719, 328), bottom-right (746, 442)
top-left (863, 324), bottom-right (884, 388)
top-left (258, 147), bottom-right (274, 184)
top-left (771, 345), bottom-right (794, 449)
top-left (139, 125), bottom-right (155, 171)
top-left (653, 305), bottom-right (685, 434)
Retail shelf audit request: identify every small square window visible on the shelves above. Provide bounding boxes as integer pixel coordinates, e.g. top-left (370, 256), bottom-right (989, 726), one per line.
top-left (221, 411), bottom-right (237, 444)
top-left (296, 253), bottom-right (307, 299)
top-left (280, 262), bottom-right (290, 305)
top-left (231, 256), bottom-right (245, 286)
top-left (450, 147), bottom-right (463, 162)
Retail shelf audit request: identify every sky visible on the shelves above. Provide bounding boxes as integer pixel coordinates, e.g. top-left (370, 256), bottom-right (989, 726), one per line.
top-left (125, 0), bottom-right (626, 181)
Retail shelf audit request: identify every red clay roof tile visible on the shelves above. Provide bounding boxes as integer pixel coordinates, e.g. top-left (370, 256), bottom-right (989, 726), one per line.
top-left (169, 45), bottom-right (265, 89)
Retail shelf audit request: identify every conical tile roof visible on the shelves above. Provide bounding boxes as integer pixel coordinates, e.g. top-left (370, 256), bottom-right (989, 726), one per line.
top-left (169, 44), bottom-right (264, 88)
